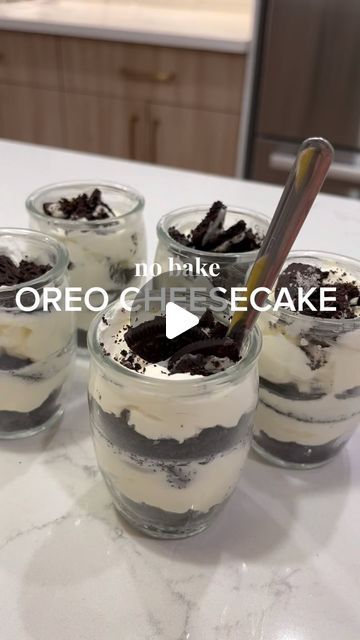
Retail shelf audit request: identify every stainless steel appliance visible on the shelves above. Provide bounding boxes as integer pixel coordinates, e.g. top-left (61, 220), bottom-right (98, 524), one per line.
top-left (245, 0), bottom-right (360, 198)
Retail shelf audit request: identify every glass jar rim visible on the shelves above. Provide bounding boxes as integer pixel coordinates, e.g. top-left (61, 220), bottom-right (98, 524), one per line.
top-left (26, 179), bottom-right (145, 229)
top-left (269, 249), bottom-right (360, 329)
top-left (0, 227), bottom-right (69, 294)
top-left (156, 205), bottom-right (270, 261)
top-left (87, 300), bottom-right (262, 390)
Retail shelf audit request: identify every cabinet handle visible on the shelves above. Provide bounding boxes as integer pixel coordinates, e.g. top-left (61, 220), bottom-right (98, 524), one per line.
top-left (150, 119), bottom-right (160, 163)
top-left (270, 151), bottom-right (360, 185)
top-left (129, 114), bottom-right (139, 160)
top-left (120, 67), bottom-right (176, 84)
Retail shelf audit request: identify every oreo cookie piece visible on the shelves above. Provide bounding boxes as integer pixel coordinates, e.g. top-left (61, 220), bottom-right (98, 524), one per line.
top-left (276, 263), bottom-right (325, 302)
top-left (113, 492), bottom-right (224, 536)
top-left (168, 227), bottom-right (192, 247)
top-left (43, 188), bottom-right (114, 221)
top-left (191, 201), bottom-right (227, 249)
top-left (168, 337), bottom-right (240, 376)
top-left (168, 201), bottom-right (263, 254)
top-left (123, 316), bottom-right (206, 364)
top-left (254, 430), bottom-right (345, 466)
top-left (0, 350), bottom-right (33, 370)
top-left (119, 309), bottom-right (240, 376)
top-left (335, 386), bottom-right (360, 400)
top-left (276, 262), bottom-right (360, 319)
top-left (0, 255), bottom-right (51, 286)
top-left (0, 387), bottom-right (61, 434)
top-left (260, 376), bottom-right (327, 401)
top-left (0, 255), bottom-right (52, 308)
top-left (91, 399), bottom-right (253, 460)
top-left (109, 264), bottom-right (136, 287)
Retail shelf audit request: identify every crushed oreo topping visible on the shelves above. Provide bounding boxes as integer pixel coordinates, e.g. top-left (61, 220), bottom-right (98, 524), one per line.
top-left (168, 201), bottom-right (263, 253)
top-left (103, 309), bottom-right (241, 376)
top-left (276, 262), bottom-right (360, 319)
top-left (0, 255), bottom-right (51, 286)
top-left (124, 316), bottom-right (206, 364)
top-left (168, 337), bottom-right (239, 376)
top-left (167, 227), bottom-right (192, 248)
top-left (43, 188), bottom-right (115, 221)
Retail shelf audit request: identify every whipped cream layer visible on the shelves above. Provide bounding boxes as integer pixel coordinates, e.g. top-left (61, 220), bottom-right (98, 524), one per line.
top-left (255, 262), bottom-right (360, 448)
top-left (89, 305), bottom-right (259, 441)
top-left (0, 306), bottom-right (74, 362)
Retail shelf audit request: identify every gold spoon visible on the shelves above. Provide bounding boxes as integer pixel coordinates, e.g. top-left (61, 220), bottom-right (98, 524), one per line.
top-left (228, 136), bottom-right (334, 346)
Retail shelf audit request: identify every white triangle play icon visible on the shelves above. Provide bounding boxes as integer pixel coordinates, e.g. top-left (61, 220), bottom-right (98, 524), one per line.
top-left (166, 302), bottom-right (199, 340)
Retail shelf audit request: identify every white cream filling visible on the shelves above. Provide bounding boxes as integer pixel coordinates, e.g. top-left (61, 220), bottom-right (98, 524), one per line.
top-left (0, 361), bottom-right (72, 413)
top-left (254, 400), bottom-right (359, 446)
top-left (0, 308), bottom-right (74, 362)
top-left (89, 305), bottom-right (259, 441)
top-left (90, 366), bottom-right (258, 441)
top-left (93, 428), bottom-right (249, 514)
top-left (259, 325), bottom-right (360, 396)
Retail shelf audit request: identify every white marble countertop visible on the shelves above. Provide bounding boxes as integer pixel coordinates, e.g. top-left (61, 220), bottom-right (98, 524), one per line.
top-left (1, 139), bottom-right (360, 640)
top-left (0, 0), bottom-right (252, 53)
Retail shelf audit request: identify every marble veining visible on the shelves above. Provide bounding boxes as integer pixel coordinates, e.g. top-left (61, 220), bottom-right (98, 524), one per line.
top-left (0, 140), bottom-right (360, 639)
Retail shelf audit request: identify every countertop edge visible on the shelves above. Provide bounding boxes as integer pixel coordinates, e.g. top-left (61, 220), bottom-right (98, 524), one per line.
top-left (0, 17), bottom-right (250, 53)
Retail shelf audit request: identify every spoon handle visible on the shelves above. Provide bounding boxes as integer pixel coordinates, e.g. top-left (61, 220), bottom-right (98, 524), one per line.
top-left (228, 137), bottom-right (334, 340)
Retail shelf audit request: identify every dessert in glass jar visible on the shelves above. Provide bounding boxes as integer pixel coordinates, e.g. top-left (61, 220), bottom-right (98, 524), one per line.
top-left (88, 299), bottom-right (261, 538)
top-left (0, 228), bottom-right (76, 438)
top-left (253, 251), bottom-right (360, 468)
top-left (27, 181), bottom-right (146, 351)
top-left (155, 201), bottom-right (269, 290)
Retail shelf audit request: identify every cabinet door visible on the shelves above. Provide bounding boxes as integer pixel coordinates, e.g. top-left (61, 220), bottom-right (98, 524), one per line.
top-left (61, 37), bottom-right (245, 113)
top-left (0, 84), bottom-right (63, 146)
top-left (148, 104), bottom-right (239, 176)
top-left (63, 93), bottom-right (147, 160)
top-left (0, 31), bottom-right (60, 88)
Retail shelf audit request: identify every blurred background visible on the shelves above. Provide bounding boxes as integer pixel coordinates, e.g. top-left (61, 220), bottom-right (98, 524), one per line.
top-left (0, 0), bottom-right (359, 197)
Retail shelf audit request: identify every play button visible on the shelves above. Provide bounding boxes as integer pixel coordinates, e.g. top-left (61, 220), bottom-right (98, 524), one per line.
top-left (165, 302), bottom-right (199, 339)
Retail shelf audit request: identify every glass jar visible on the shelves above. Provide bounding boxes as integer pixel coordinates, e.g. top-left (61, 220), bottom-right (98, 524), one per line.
top-left (26, 180), bottom-right (146, 351)
top-left (0, 229), bottom-right (76, 439)
top-left (155, 205), bottom-right (270, 290)
top-left (253, 251), bottom-right (360, 469)
top-left (87, 301), bottom-right (262, 539)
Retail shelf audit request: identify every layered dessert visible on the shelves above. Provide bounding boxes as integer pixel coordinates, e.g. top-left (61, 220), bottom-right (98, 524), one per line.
top-left (27, 182), bottom-right (146, 349)
top-left (253, 253), bottom-right (360, 467)
top-left (88, 303), bottom-right (261, 537)
top-left (0, 230), bottom-right (75, 438)
top-left (155, 202), bottom-right (269, 289)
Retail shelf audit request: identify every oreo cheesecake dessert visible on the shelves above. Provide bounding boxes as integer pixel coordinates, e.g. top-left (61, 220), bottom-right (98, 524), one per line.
top-left (155, 202), bottom-right (269, 290)
top-left (87, 302), bottom-right (261, 538)
top-left (253, 252), bottom-right (360, 468)
top-left (27, 181), bottom-right (146, 350)
top-left (0, 229), bottom-right (76, 438)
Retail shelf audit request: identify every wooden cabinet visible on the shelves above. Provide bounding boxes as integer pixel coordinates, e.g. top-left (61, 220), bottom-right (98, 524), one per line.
top-left (63, 93), bottom-right (147, 160)
top-left (0, 31), bottom-right (60, 88)
top-left (0, 84), bottom-right (63, 146)
top-left (148, 104), bottom-right (240, 174)
top-left (60, 38), bottom-right (244, 113)
top-left (0, 30), bottom-right (245, 175)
